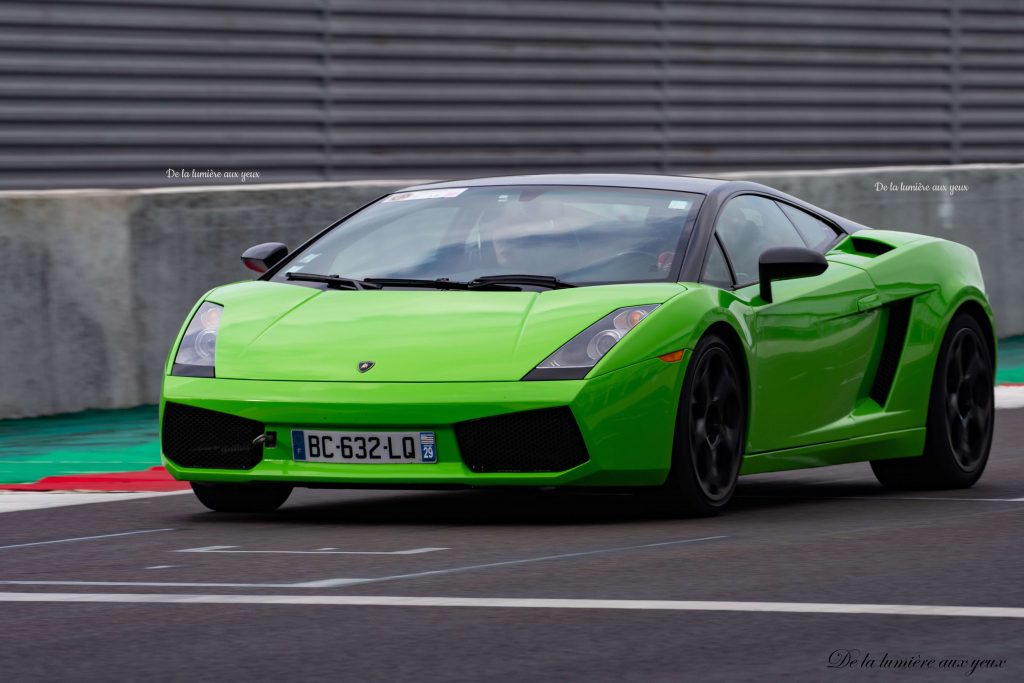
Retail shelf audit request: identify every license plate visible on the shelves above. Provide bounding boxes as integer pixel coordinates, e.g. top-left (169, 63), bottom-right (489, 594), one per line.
top-left (291, 430), bottom-right (437, 464)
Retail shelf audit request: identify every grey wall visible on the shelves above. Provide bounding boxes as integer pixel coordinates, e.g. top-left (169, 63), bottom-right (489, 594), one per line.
top-left (2, 0), bottom-right (1023, 190)
top-left (0, 164), bottom-right (1021, 419)
top-left (0, 180), bottom-right (414, 419)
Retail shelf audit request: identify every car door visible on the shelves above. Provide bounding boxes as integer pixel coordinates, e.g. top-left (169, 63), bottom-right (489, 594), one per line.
top-left (713, 194), bottom-right (882, 453)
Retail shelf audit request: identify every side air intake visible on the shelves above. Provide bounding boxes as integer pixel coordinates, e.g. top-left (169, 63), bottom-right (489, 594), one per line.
top-left (869, 299), bottom-right (914, 406)
top-left (850, 236), bottom-right (895, 256)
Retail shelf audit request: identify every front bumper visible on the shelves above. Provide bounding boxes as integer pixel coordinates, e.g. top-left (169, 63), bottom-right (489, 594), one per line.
top-left (160, 357), bottom-right (687, 487)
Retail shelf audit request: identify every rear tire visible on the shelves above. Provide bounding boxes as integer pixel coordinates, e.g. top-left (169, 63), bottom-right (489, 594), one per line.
top-left (651, 333), bottom-right (747, 517)
top-left (871, 313), bottom-right (994, 490)
top-left (190, 482), bottom-right (293, 513)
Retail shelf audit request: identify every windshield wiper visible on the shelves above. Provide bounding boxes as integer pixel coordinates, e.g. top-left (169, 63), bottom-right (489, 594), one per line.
top-left (363, 277), bottom-right (468, 290)
top-left (285, 272), bottom-right (382, 290)
top-left (289, 273), bottom-right (563, 292)
top-left (467, 274), bottom-right (576, 290)
top-left (363, 277), bottom-right (518, 291)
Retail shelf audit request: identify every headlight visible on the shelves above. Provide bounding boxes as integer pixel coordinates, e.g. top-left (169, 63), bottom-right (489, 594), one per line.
top-left (523, 305), bottom-right (659, 380)
top-left (171, 302), bottom-right (222, 377)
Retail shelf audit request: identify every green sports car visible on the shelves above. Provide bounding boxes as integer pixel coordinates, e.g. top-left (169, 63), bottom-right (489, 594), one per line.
top-left (161, 174), bottom-right (996, 516)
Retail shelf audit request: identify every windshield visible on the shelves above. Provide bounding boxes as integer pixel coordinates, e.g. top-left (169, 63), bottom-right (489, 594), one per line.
top-left (272, 185), bottom-right (703, 286)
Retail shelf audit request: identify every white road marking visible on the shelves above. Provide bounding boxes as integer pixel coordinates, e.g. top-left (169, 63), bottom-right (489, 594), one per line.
top-left (864, 496), bottom-right (1024, 502)
top-left (0, 593), bottom-right (1022, 618)
top-left (297, 535), bottom-right (730, 589)
top-left (0, 491), bottom-right (188, 513)
top-left (0, 536), bottom-right (727, 590)
top-left (145, 566), bottom-right (178, 570)
top-left (0, 579), bottom-right (366, 589)
top-left (995, 385), bottom-right (1024, 410)
top-left (175, 545), bottom-right (449, 556)
top-left (740, 494), bottom-right (1024, 503)
top-left (0, 528), bottom-right (174, 551)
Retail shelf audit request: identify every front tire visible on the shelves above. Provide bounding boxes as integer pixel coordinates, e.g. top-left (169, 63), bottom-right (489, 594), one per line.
top-left (871, 313), bottom-right (994, 490)
top-left (190, 482), bottom-right (293, 513)
top-left (653, 333), bottom-right (747, 517)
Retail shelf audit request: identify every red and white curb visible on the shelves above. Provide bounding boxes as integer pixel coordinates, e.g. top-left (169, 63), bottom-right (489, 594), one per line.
top-left (0, 467), bottom-right (189, 513)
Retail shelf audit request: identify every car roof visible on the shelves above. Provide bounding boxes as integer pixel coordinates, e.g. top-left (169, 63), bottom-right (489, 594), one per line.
top-left (398, 173), bottom-right (728, 194)
top-left (398, 173), bottom-right (868, 234)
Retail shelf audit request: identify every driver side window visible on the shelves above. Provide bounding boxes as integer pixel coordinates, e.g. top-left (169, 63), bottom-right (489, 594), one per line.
top-left (715, 195), bottom-right (805, 285)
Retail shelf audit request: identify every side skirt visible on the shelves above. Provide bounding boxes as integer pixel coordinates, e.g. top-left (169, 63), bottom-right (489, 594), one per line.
top-left (739, 428), bottom-right (925, 476)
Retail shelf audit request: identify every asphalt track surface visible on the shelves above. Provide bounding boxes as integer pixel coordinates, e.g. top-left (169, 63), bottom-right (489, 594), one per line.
top-left (2, 412), bottom-right (1023, 682)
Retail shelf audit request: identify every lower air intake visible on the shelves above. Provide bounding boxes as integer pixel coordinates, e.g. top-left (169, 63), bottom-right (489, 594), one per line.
top-left (162, 402), bottom-right (265, 470)
top-left (454, 407), bottom-right (590, 473)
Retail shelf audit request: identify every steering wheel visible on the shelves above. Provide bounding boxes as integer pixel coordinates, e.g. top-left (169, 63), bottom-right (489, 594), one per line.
top-left (562, 249), bottom-right (660, 280)
top-left (609, 250), bottom-right (659, 272)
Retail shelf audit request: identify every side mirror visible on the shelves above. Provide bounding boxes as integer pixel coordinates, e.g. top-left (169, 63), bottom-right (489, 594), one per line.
top-left (758, 246), bottom-right (828, 303)
top-left (241, 242), bottom-right (288, 274)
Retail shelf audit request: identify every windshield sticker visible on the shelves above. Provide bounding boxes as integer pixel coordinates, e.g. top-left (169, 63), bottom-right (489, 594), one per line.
top-left (383, 188), bottom-right (467, 202)
top-left (297, 253), bottom-right (320, 264)
top-left (668, 199), bottom-right (692, 210)
top-left (284, 265), bottom-right (305, 273)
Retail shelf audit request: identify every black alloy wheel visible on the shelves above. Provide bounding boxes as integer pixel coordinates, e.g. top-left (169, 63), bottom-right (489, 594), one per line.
top-left (651, 333), bottom-right (747, 517)
top-left (871, 313), bottom-right (994, 490)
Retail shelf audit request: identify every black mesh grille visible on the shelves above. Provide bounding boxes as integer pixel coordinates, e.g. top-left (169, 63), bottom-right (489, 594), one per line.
top-left (454, 407), bottom-right (589, 473)
top-left (162, 402), bottom-right (265, 470)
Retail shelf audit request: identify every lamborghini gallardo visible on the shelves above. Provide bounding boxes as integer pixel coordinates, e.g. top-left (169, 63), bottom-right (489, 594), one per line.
top-left (161, 175), bottom-right (995, 516)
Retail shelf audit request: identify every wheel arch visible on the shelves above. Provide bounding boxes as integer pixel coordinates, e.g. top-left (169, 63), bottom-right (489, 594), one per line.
top-left (659, 318), bottom-right (750, 515)
top-left (700, 323), bottom-right (749, 393)
top-left (701, 320), bottom-right (751, 415)
top-left (951, 298), bottom-right (997, 368)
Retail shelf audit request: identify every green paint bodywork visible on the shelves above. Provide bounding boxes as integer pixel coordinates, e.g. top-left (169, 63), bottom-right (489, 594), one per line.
top-left (161, 229), bottom-right (995, 488)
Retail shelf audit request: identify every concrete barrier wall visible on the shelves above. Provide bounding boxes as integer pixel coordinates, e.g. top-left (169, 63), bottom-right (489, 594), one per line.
top-left (0, 181), bottom-right (414, 419)
top-left (0, 165), bottom-right (1021, 419)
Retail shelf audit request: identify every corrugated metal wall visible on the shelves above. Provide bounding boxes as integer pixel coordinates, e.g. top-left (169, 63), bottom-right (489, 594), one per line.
top-left (0, 0), bottom-right (1021, 189)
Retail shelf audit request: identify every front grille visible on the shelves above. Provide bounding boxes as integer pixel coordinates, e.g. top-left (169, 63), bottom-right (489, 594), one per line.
top-left (454, 407), bottom-right (589, 473)
top-left (162, 402), bottom-right (265, 470)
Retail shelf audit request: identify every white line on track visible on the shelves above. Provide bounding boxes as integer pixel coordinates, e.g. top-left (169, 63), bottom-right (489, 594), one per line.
top-left (0, 491), bottom-right (189, 514)
top-left (293, 534), bottom-right (729, 589)
top-left (739, 494), bottom-right (1024, 503)
top-left (0, 593), bottom-right (1022, 618)
top-left (0, 528), bottom-right (174, 551)
top-left (995, 385), bottom-right (1024, 410)
top-left (175, 545), bottom-right (449, 555)
top-left (859, 496), bottom-right (1024, 502)
top-left (0, 535), bottom-right (726, 590)
top-left (0, 580), bottom-right (365, 589)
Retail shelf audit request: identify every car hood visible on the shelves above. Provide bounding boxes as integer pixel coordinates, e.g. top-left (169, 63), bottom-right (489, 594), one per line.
top-left (206, 280), bottom-right (685, 382)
